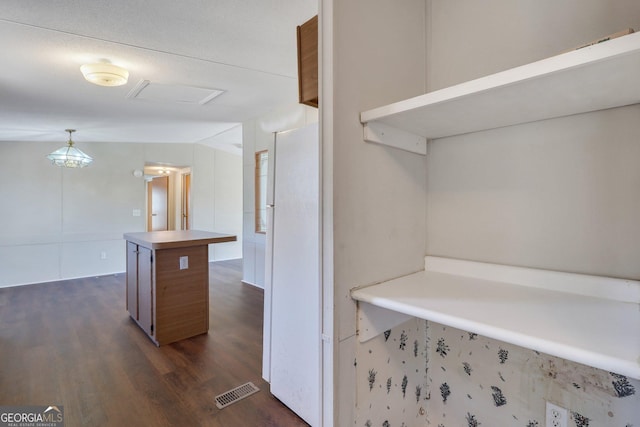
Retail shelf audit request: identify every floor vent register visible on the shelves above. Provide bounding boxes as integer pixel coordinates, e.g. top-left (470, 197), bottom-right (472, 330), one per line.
top-left (215, 382), bottom-right (260, 409)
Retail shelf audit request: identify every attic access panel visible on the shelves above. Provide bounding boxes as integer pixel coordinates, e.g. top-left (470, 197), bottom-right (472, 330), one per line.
top-left (127, 81), bottom-right (225, 105)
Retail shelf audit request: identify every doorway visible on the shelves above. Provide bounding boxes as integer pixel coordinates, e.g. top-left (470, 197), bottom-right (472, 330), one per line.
top-left (148, 175), bottom-right (169, 231)
top-left (182, 173), bottom-right (191, 230)
top-left (144, 163), bottom-right (191, 232)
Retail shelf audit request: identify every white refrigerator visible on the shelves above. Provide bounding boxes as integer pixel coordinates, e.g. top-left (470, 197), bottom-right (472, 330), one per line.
top-left (263, 123), bottom-right (321, 426)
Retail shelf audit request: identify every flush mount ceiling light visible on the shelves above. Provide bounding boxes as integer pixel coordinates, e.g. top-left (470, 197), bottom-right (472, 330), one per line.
top-left (80, 62), bottom-right (129, 87)
top-left (46, 129), bottom-right (93, 168)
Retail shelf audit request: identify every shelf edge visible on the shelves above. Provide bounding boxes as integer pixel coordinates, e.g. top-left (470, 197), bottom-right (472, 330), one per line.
top-left (352, 286), bottom-right (640, 379)
top-left (425, 256), bottom-right (640, 303)
top-left (359, 31), bottom-right (640, 147)
top-left (351, 258), bottom-right (640, 379)
top-left (361, 31), bottom-right (640, 125)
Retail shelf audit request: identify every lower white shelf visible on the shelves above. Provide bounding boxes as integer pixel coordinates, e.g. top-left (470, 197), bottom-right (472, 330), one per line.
top-left (351, 257), bottom-right (640, 380)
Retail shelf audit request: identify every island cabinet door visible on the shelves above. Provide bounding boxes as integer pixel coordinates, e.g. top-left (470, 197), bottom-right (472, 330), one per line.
top-left (126, 242), bottom-right (139, 319)
top-left (137, 246), bottom-right (154, 337)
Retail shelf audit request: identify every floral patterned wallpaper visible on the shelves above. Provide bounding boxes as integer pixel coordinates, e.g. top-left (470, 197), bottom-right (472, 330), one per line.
top-left (355, 317), bottom-right (428, 426)
top-left (355, 314), bottom-right (639, 427)
top-left (428, 322), bottom-right (639, 427)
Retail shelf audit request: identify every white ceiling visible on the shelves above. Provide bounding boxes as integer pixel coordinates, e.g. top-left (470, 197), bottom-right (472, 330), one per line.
top-left (0, 0), bottom-right (317, 153)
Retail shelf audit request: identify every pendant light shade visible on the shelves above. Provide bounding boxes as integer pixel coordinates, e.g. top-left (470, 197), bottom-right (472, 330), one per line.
top-left (80, 62), bottom-right (129, 87)
top-left (47, 129), bottom-right (93, 168)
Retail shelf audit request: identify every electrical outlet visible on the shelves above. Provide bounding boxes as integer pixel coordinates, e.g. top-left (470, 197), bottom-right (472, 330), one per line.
top-left (100, 251), bottom-right (107, 260)
top-left (179, 256), bottom-right (189, 270)
top-left (546, 401), bottom-right (568, 427)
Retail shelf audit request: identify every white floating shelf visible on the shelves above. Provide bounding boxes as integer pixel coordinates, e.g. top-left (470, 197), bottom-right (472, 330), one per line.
top-left (360, 31), bottom-right (640, 154)
top-left (351, 257), bottom-right (640, 380)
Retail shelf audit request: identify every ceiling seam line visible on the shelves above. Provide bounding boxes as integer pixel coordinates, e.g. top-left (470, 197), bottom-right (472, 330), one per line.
top-left (0, 18), bottom-right (297, 80)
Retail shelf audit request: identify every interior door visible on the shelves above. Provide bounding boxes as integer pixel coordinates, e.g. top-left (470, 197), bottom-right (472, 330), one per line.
top-left (269, 123), bottom-right (320, 426)
top-left (181, 173), bottom-right (191, 230)
top-left (148, 176), bottom-right (168, 231)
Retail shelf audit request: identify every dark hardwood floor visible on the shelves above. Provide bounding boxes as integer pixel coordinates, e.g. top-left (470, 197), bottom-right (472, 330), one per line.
top-left (0, 259), bottom-right (309, 427)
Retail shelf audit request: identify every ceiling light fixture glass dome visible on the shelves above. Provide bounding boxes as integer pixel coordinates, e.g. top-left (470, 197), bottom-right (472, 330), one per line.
top-left (46, 129), bottom-right (93, 168)
top-left (80, 62), bottom-right (129, 87)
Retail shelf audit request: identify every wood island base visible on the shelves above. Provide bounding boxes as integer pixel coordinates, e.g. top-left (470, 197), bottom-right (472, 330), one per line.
top-left (124, 230), bottom-right (236, 346)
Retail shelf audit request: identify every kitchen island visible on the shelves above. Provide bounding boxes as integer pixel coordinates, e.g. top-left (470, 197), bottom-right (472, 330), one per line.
top-left (123, 230), bottom-right (237, 346)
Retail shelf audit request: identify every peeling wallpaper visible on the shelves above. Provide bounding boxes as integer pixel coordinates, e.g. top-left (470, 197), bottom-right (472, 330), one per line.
top-left (355, 318), bottom-right (639, 427)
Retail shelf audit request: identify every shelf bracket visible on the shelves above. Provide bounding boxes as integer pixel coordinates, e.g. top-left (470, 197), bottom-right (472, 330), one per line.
top-left (363, 121), bottom-right (427, 155)
top-left (356, 300), bottom-right (412, 343)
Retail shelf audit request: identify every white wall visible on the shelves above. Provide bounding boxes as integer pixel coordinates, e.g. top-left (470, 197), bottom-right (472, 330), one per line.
top-left (242, 103), bottom-right (318, 288)
top-left (191, 143), bottom-right (243, 261)
top-left (426, 0), bottom-right (640, 279)
top-left (323, 1), bottom-right (428, 425)
top-left (212, 149), bottom-right (243, 260)
top-left (0, 140), bottom-right (242, 287)
top-left (422, 2), bottom-right (640, 425)
top-left (427, 106), bottom-right (640, 278)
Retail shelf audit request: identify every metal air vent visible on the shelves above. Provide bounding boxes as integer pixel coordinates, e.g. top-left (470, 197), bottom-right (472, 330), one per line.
top-left (214, 382), bottom-right (260, 409)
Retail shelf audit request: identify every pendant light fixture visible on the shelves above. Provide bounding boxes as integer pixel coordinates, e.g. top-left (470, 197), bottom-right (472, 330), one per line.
top-left (46, 129), bottom-right (93, 168)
